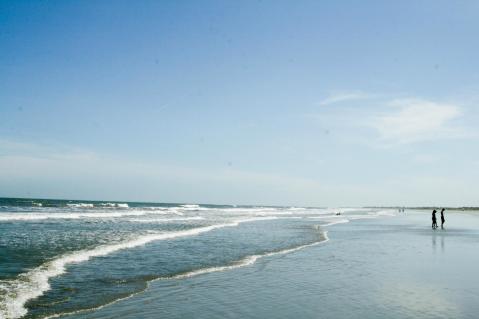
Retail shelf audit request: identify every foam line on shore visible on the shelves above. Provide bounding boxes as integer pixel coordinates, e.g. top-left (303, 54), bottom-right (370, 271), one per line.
top-left (0, 217), bottom-right (276, 319)
top-left (167, 232), bottom-right (329, 280)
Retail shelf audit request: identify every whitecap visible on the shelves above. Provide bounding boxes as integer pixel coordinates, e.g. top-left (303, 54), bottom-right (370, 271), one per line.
top-left (128, 216), bottom-right (204, 223)
top-left (66, 203), bottom-right (94, 209)
top-left (99, 203), bottom-right (129, 208)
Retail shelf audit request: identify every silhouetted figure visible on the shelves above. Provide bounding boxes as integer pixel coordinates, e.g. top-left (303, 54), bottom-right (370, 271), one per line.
top-left (440, 208), bottom-right (445, 229)
top-left (432, 209), bottom-right (438, 229)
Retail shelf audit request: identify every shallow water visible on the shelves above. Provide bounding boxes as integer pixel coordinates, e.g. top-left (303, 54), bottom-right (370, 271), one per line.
top-left (0, 198), bottom-right (380, 319)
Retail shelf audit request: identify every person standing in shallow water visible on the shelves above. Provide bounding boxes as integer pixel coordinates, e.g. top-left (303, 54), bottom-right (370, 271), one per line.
top-left (441, 208), bottom-right (445, 229)
top-left (432, 209), bottom-right (438, 229)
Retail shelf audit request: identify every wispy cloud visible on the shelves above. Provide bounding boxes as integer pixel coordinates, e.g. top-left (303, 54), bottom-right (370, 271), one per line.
top-left (370, 98), bottom-right (470, 145)
top-left (318, 91), bottom-right (376, 106)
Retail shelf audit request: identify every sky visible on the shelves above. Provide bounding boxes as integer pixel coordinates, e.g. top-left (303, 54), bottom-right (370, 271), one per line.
top-left (1, 0), bottom-right (479, 207)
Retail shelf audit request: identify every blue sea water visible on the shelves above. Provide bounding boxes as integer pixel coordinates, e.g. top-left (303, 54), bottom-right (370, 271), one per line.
top-left (0, 198), bottom-right (392, 319)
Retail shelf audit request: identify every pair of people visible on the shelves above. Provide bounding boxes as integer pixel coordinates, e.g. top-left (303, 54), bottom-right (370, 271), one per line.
top-left (432, 209), bottom-right (445, 229)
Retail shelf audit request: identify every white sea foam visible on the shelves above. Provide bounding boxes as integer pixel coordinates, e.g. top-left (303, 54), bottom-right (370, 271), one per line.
top-left (220, 207), bottom-right (277, 214)
top-left (66, 203), bottom-right (94, 208)
top-left (254, 211), bottom-right (293, 216)
top-left (128, 216), bottom-right (204, 223)
top-left (140, 206), bottom-right (170, 211)
top-left (180, 204), bottom-right (200, 208)
top-left (376, 210), bottom-right (396, 216)
top-left (64, 203), bottom-right (130, 209)
top-left (0, 209), bottom-right (183, 221)
top-left (135, 207), bottom-right (183, 215)
top-left (347, 210), bottom-right (396, 220)
top-left (288, 207), bottom-right (306, 211)
top-left (99, 203), bottom-right (129, 208)
top-left (178, 204), bottom-right (209, 211)
top-left (0, 217), bottom-right (277, 319)
top-left (0, 212), bottom-right (135, 221)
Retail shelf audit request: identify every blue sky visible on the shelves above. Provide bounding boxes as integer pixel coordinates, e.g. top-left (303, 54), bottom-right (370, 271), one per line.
top-left (1, 0), bottom-right (478, 206)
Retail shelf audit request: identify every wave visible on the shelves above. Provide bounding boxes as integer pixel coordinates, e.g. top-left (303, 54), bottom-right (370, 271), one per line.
top-left (178, 204), bottom-right (209, 211)
top-left (65, 203), bottom-right (130, 209)
top-left (128, 216), bottom-right (204, 223)
top-left (0, 208), bottom-right (293, 222)
top-left (288, 207), bottom-right (306, 211)
top-left (180, 204), bottom-right (200, 208)
top-left (138, 206), bottom-right (170, 211)
top-left (254, 211), bottom-right (294, 216)
top-left (219, 207), bottom-right (278, 213)
top-left (0, 212), bottom-right (139, 221)
top-left (66, 203), bottom-right (94, 209)
top-left (42, 231), bottom-right (330, 319)
top-left (0, 217), bottom-right (278, 319)
top-left (0, 208), bottom-right (383, 222)
top-left (98, 203), bottom-right (129, 208)
top-left (0, 209), bottom-right (184, 221)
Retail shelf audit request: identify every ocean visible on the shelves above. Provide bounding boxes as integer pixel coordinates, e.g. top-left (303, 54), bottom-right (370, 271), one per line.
top-left (2, 198), bottom-right (478, 319)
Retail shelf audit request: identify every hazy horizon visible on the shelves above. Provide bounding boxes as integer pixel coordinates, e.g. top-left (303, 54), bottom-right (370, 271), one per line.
top-left (2, 1), bottom-right (479, 207)
top-left (1, 196), bottom-right (477, 211)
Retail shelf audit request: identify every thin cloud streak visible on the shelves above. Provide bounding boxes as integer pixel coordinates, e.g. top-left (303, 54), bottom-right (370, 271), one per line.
top-left (318, 91), bottom-right (377, 106)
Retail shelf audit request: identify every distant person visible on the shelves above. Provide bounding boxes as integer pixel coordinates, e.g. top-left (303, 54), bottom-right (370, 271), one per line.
top-left (440, 208), bottom-right (445, 229)
top-left (432, 209), bottom-right (438, 229)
